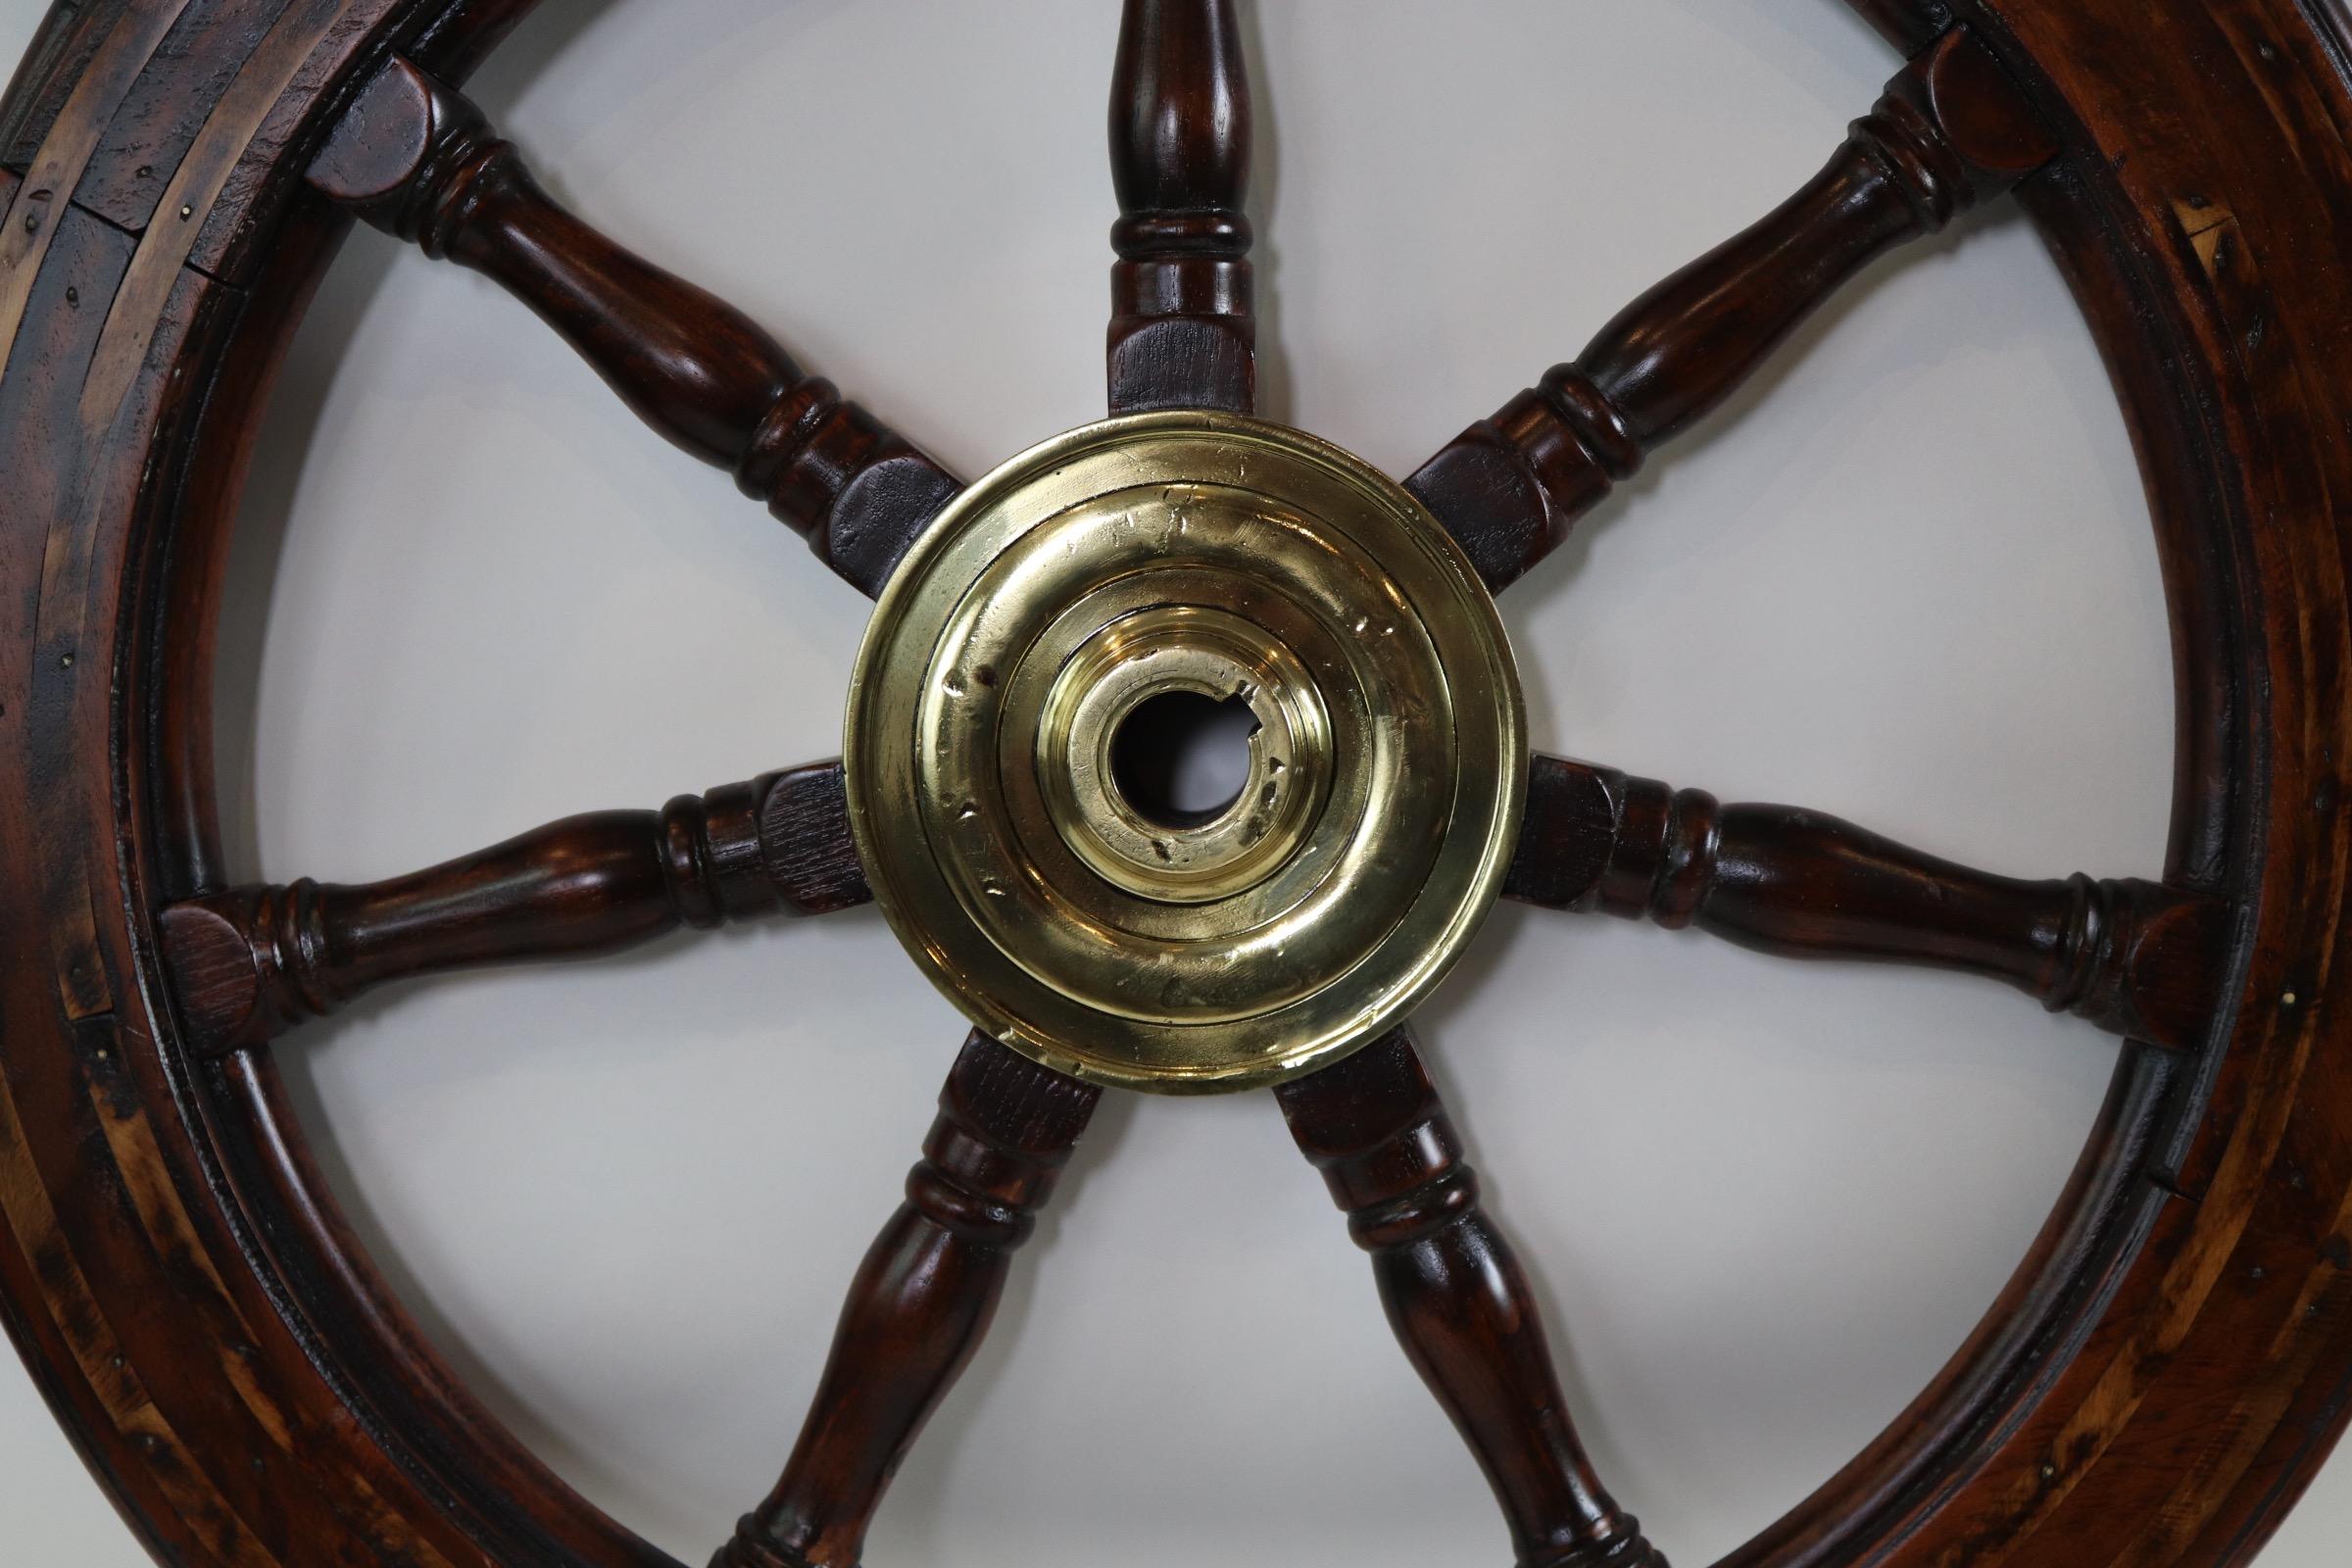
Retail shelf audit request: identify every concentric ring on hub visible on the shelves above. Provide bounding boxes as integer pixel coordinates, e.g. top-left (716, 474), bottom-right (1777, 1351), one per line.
top-left (845, 413), bottom-right (1526, 1092)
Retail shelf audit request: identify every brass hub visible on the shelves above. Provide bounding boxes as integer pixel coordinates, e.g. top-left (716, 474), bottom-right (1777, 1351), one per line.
top-left (845, 413), bottom-right (1525, 1092)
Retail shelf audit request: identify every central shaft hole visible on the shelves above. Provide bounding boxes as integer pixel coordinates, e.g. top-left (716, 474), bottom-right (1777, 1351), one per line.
top-left (1109, 691), bottom-right (1257, 829)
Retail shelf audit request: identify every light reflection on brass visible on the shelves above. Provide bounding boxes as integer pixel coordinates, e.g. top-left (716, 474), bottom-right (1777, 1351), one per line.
top-left (1037, 605), bottom-right (1329, 905)
top-left (844, 413), bottom-right (1525, 1093)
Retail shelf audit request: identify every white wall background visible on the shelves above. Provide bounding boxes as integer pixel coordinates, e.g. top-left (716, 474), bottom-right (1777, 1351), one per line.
top-left (3, 1), bottom-right (2348, 1563)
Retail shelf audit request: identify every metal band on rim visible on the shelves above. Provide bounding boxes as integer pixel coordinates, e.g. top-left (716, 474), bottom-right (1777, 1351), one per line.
top-left (845, 413), bottom-right (1525, 1092)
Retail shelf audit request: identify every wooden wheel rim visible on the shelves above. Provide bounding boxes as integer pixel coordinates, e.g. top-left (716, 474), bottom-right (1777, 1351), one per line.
top-left (1, 2), bottom-right (2348, 1565)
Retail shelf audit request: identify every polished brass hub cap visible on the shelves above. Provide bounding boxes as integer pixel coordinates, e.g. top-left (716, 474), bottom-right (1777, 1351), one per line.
top-left (845, 413), bottom-right (1525, 1092)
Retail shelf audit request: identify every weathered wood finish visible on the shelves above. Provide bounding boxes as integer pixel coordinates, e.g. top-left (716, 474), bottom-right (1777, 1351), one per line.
top-left (0, 7), bottom-right (682, 1564)
top-left (1105, 0), bottom-right (1253, 415)
top-left (4, 1), bottom-right (2352, 1565)
top-left (157, 760), bottom-right (866, 1054)
top-left (1504, 755), bottom-right (2225, 1052)
top-left (715, 1035), bottom-right (1100, 1568)
top-left (1410, 25), bottom-right (2059, 592)
top-left (306, 56), bottom-right (959, 597)
top-left (1279, 1032), bottom-right (1665, 1568)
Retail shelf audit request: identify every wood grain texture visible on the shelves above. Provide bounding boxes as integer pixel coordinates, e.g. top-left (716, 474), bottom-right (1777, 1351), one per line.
top-left (1409, 25), bottom-right (2059, 592)
top-left (2, 5), bottom-right (711, 1562)
top-left (185, 0), bottom-right (402, 282)
top-left (715, 1035), bottom-right (1101, 1568)
top-left (0, 0), bottom-right (122, 169)
top-left (307, 55), bottom-right (959, 596)
top-left (1279, 1031), bottom-right (1665, 1568)
top-left (0, 8), bottom-right (521, 1565)
top-left (1844, 4), bottom-right (2352, 1558)
top-left (157, 760), bottom-right (866, 1054)
top-left (4, 0), bottom-right (2352, 1564)
top-left (1105, 0), bottom-right (1253, 415)
top-left (68, 0), bottom-right (287, 232)
top-left (1503, 754), bottom-right (2225, 1052)
top-left (0, 1), bottom-right (188, 356)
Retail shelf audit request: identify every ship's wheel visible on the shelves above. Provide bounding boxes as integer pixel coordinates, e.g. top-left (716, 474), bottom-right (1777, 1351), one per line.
top-left (3, 1), bottom-right (2352, 1563)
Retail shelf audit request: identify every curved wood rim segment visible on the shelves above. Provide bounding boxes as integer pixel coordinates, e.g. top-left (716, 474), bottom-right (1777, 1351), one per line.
top-left (0, 0), bottom-right (2345, 1565)
top-left (3, 5), bottom-right (678, 1561)
top-left (1862, 3), bottom-right (2352, 1562)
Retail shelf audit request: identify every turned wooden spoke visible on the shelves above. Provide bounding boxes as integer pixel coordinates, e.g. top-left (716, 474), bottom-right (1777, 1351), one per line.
top-left (1278, 1031), bottom-right (1664, 1568)
top-left (715, 1034), bottom-right (1100, 1568)
top-left (305, 57), bottom-right (958, 597)
top-left (158, 761), bottom-right (865, 1055)
top-left (1503, 754), bottom-right (2228, 1052)
top-left (1105, 0), bottom-right (1254, 415)
top-left (1410, 26), bottom-right (2059, 592)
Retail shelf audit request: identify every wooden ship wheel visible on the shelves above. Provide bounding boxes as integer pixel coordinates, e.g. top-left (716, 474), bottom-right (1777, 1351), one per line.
top-left (5, 0), bottom-right (2352, 1563)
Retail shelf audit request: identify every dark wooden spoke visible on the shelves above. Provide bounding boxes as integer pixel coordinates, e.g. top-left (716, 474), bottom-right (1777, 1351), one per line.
top-left (1278, 1030), bottom-right (1664, 1568)
top-left (1105, 0), bottom-right (1254, 415)
top-left (1504, 754), bottom-right (2228, 1052)
top-left (715, 1034), bottom-right (1101, 1568)
top-left (158, 761), bottom-right (866, 1055)
top-left (1409, 26), bottom-right (2059, 592)
top-left (305, 56), bottom-right (959, 597)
